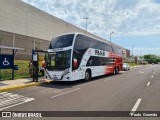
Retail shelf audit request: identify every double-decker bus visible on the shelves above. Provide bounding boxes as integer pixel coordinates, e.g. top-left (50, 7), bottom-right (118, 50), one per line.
top-left (45, 33), bottom-right (123, 81)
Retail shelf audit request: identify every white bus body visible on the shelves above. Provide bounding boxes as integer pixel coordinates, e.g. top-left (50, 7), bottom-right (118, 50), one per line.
top-left (45, 33), bottom-right (123, 81)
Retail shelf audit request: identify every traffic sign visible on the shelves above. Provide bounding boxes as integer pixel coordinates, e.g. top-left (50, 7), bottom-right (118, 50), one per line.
top-left (0, 54), bottom-right (13, 69)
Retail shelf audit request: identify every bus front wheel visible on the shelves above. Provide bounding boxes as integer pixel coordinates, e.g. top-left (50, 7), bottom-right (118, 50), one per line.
top-left (85, 70), bottom-right (91, 81)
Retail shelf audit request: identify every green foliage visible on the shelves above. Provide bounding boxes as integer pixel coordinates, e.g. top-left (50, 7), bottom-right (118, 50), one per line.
top-left (0, 60), bottom-right (30, 80)
top-left (128, 62), bottom-right (137, 66)
top-left (0, 60), bottom-right (44, 81)
top-left (144, 54), bottom-right (160, 64)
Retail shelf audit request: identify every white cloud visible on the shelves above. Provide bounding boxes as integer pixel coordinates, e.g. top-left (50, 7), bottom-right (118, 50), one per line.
top-left (22, 0), bottom-right (160, 37)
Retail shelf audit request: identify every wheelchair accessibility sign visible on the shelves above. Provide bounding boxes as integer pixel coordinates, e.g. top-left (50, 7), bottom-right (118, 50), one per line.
top-left (0, 54), bottom-right (13, 69)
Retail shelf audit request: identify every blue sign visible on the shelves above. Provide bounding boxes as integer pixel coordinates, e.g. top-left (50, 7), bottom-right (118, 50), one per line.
top-left (0, 54), bottom-right (14, 69)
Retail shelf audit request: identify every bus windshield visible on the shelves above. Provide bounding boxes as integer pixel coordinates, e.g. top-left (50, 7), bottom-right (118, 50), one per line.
top-left (49, 34), bottom-right (74, 49)
top-left (45, 50), bottom-right (71, 70)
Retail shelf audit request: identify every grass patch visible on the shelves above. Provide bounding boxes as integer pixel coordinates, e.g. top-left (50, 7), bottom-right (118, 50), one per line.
top-left (0, 60), bottom-right (43, 81)
top-left (128, 62), bottom-right (137, 67)
top-left (0, 60), bottom-right (30, 80)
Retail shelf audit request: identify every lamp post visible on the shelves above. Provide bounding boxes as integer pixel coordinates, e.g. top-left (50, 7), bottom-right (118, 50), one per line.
top-left (132, 46), bottom-right (134, 67)
top-left (83, 17), bottom-right (89, 31)
top-left (34, 40), bottom-right (41, 50)
top-left (132, 46), bottom-right (134, 57)
top-left (33, 38), bottom-right (36, 50)
top-left (110, 32), bottom-right (114, 44)
top-left (38, 41), bottom-right (41, 50)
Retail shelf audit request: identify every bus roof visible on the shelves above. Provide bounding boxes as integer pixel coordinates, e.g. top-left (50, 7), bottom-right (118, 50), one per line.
top-left (53, 32), bottom-right (110, 44)
top-left (52, 32), bottom-right (125, 50)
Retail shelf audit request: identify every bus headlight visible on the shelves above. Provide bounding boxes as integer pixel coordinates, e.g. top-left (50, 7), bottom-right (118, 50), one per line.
top-left (63, 68), bottom-right (70, 76)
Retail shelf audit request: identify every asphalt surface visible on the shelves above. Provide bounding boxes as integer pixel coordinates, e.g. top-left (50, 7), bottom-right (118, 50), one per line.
top-left (1, 65), bottom-right (160, 120)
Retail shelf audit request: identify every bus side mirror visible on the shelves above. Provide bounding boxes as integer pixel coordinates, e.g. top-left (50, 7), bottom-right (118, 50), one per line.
top-left (73, 58), bottom-right (78, 69)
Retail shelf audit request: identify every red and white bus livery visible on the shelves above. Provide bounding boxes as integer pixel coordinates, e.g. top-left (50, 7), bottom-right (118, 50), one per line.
top-left (45, 33), bottom-right (123, 81)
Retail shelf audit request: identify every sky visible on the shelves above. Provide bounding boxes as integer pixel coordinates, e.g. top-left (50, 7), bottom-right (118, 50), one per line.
top-left (22, 0), bottom-right (160, 56)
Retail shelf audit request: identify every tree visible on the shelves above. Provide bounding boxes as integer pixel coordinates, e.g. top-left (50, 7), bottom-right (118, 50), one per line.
top-left (144, 54), bottom-right (160, 64)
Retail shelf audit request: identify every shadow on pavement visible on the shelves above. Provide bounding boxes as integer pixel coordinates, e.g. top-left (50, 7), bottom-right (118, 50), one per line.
top-left (0, 83), bottom-right (8, 86)
top-left (39, 73), bottom-right (122, 89)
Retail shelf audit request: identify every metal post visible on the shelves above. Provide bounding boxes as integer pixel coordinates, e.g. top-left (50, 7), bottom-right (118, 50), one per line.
top-left (132, 46), bottom-right (134, 67)
top-left (86, 18), bottom-right (88, 31)
top-left (38, 41), bottom-right (41, 50)
top-left (83, 17), bottom-right (89, 32)
top-left (34, 38), bottom-right (35, 50)
top-left (0, 36), bottom-right (2, 83)
top-left (110, 32), bottom-right (114, 52)
top-left (110, 32), bottom-right (114, 45)
top-left (32, 49), bottom-right (34, 81)
top-left (32, 51), bottom-right (39, 82)
top-left (12, 49), bottom-right (14, 80)
top-left (13, 34), bottom-right (15, 47)
top-left (0, 47), bottom-right (1, 84)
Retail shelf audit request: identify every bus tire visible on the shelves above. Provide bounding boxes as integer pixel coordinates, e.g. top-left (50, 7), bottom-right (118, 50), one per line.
top-left (117, 67), bottom-right (119, 74)
top-left (114, 67), bottom-right (118, 75)
top-left (85, 70), bottom-right (91, 81)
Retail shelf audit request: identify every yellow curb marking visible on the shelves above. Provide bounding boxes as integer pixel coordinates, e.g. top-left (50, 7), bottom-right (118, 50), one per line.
top-left (0, 80), bottom-right (54, 92)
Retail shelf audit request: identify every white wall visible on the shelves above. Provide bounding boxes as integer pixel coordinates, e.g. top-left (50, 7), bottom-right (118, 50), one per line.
top-left (0, 0), bottom-right (127, 55)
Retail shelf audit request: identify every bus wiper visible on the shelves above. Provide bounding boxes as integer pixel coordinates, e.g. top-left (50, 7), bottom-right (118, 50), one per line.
top-left (74, 50), bottom-right (79, 54)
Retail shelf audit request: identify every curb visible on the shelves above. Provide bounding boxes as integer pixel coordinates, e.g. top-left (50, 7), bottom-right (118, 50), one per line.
top-left (0, 80), bottom-right (53, 92)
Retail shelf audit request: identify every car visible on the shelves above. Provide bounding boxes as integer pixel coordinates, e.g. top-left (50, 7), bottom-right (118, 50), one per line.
top-left (122, 63), bottom-right (130, 71)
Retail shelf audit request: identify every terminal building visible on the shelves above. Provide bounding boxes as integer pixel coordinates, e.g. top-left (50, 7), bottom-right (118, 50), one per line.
top-left (0, 0), bottom-right (130, 60)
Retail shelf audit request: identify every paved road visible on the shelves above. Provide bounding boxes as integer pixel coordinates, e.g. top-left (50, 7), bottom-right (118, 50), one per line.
top-left (1, 65), bottom-right (160, 120)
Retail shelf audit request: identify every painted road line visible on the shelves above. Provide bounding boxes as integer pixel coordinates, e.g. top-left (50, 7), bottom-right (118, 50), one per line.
top-left (147, 81), bottom-right (151, 86)
top-left (0, 96), bottom-right (25, 104)
top-left (130, 98), bottom-right (142, 115)
top-left (0, 96), bottom-right (30, 107)
top-left (0, 92), bottom-right (8, 95)
top-left (0, 80), bottom-right (53, 92)
top-left (0, 92), bottom-right (35, 111)
top-left (51, 88), bottom-right (80, 99)
top-left (103, 78), bottom-right (113, 81)
top-left (120, 71), bottom-right (127, 73)
top-left (0, 98), bottom-right (34, 111)
top-left (139, 71), bottom-right (144, 73)
top-left (0, 93), bottom-right (13, 96)
top-left (151, 75), bottom-right (153, 78)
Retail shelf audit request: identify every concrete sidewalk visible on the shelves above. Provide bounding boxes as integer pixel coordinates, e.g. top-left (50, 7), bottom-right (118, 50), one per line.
top-left (0, 77), bottom-right (53, 92)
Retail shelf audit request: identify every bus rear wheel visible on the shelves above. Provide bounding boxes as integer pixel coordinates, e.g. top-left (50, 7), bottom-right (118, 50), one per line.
top-left (114, 67), bottom-right (118, 75)
top-left (85, 70), bottom-right (91, 81)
